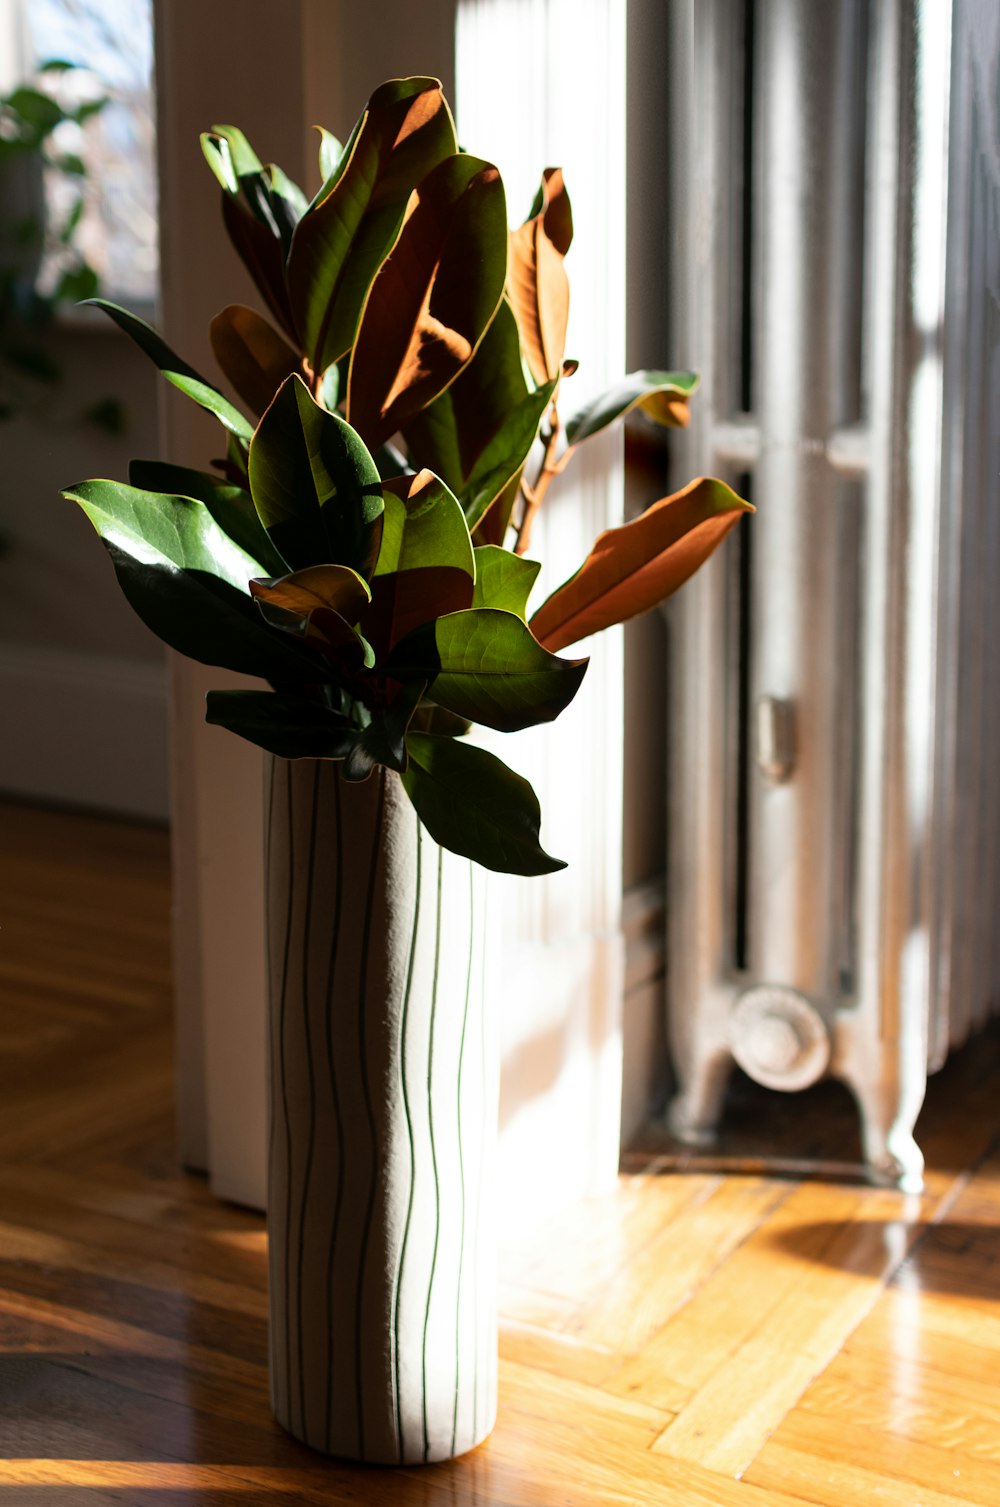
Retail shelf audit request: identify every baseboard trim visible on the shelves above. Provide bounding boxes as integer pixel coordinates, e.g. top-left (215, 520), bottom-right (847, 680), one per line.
top-left (0, 644), bottom-right (170, 820)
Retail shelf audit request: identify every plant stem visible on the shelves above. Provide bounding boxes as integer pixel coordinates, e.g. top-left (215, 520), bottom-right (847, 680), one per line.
top-left (515, 404), bottom-right (575, 556)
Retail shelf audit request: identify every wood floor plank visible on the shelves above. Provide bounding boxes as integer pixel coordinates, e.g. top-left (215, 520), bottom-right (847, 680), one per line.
top-left (4, 795), bottom-right (1000, 1503)
top-left (798, 1351), bottom-right (1000, 1463)
top-left (647, 1184), bottom-right (933, 1476)
top-left (748, 1406), bottom-right (1000, 1507)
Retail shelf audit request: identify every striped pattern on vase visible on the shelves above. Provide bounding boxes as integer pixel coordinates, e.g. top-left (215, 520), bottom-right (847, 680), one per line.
top-left (264, 756), bottom-right (497, 1463)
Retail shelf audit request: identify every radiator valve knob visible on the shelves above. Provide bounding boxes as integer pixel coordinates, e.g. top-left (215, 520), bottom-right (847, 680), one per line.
top-left (730, 985), bottom-right (830, 1091)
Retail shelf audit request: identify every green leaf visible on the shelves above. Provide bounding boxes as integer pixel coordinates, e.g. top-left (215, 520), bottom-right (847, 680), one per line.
top-left (4, 87), bottom-right (64, 139)
top-left (62, 479), bottom-right (317, 681)
top-left (471, 546), bottom-right (540, 617)
top-left (164, 373), bottom-right (254, 444)
top-left (316, 126), bottom-right (344, 183)
top-left (201, 127), bottom-right (302, 337)
top-left (205, 689), bottom-right (357, 759)
top-left (388, 608), bottom-right (587, 732)
top-left (83, 299), bottom-right (254, 443)
top-left (127, 459), bottom-right (286, 574)
top-left (363, 469), bottom-right (475, 656)
top-left (375, 470), bottom-right (475, 577)
top-left (343, 677), bottom-right (426, 782)
top-left (529, 476), bottom-right (752, 651)
top-left (54, 262), bottom-right (97, 302)
top-left (82, 299), bottom-right (206, 384)
top-left (247, 373), bottom-right (384, 574)
top-left (563, 370), bottom-right (700, 447)
top-left (287, 77), bottom-right (457, 377)
top-left (402, 733), bottom-right (566, 875)
top-left (200, 124), bottom-right (263, 192)
top-left (347, 152), bottom-right (509, 449)
top-left (403, 300), bottom-right (554, 531)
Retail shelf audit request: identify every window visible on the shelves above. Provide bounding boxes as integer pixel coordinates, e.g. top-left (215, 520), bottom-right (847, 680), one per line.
top-left (16, 0), bottom-right (157, 306)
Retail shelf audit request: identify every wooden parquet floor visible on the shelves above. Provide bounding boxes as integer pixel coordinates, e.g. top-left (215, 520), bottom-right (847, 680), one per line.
top-left (2, 798), bottom-right (1000, 1504)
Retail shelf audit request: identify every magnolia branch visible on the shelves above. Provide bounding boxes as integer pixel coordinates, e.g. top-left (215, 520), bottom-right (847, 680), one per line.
top-left (515, 403), bottom-right (575, 556)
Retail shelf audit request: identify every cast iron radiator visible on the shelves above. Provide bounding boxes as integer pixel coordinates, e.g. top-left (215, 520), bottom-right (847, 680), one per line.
top-left (662, 0), bottom-right (1000, 1190)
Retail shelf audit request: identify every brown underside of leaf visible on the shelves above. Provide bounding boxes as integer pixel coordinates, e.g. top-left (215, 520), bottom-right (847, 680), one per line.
top-left (210, 305), bottom-right (302, 416)
top-left (347, 156), bottom-right (507, 449)
top-left (529, 477), bottom-right (751, 652)
top-left (507, 168), bottom-right (572, 387)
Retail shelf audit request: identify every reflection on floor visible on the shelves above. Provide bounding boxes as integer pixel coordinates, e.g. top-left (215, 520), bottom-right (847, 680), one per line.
top-left (2, 797), bottom-right (1000, 1505)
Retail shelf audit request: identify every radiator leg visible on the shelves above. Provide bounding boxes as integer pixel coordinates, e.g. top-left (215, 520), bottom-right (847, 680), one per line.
top-left (667, 1049), bottom-right (733, 1146)
top-left (846, 1075), bottom-right (926, 1194)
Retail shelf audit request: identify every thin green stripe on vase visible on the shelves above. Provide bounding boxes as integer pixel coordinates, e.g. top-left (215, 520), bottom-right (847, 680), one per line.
top-left (264, 756), bottom-right (496, 1463)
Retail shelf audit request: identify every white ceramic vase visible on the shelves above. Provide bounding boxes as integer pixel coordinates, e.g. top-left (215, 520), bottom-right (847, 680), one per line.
top-left (264, 755), bottom-right (496, 1463)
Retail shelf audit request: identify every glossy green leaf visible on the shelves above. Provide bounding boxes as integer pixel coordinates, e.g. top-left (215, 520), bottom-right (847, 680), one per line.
top-left (164, 373), bottom-right (254, 444)
top-left (374, 470), bottom-right (475, 578)
top-left (363, 470), bottom-right (475, 656)
top-left (402, 733), bottom-right (566, 875)
top-left (127, 458), bottom-right (287, 576)
top-left (343, 677), bottom-right (426, 782)
top-left (247, 374), bottom-right (384, 573)
top-left (287, 78), bottom-right (457, 376)
top-left (471, 546), bottom-right (540, 617)
top-left (347, 153), bottom-right (508, 449)
top-left (388, 608), bottom-right (587, 732)
top-left (200, 125), bottom-right (262, 191)
top-left (563, 370), bottom-right (700, 447)
top-left (205, 689), bottom-right (357, 759)
top-left (209, 304), bottom-right (301, 417)
top-left (403, 300), bottom-right (554, 531)
top-left (62, 479), bottom-right (317, 681)
top-left (530, 476), bottom-right (752, 652)
top-left (85, 299), bottom-right (254, 444)
top-left (83, 298), bottom-right (205, 384)
top-left (316, 126), bottom-right (344, 184)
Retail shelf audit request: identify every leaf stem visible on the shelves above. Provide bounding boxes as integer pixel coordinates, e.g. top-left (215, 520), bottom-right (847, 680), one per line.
top-left (515, 404), bottom-right (574, 556)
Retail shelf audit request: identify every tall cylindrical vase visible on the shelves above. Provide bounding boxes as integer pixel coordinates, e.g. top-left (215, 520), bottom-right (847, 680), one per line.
top-left (264, 756), bottom-right (497, 1463)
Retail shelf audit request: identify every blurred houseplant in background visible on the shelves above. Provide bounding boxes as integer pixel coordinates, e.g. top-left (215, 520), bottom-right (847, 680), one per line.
top-left (0, 60), bottom-right (122, 436)
top-left (61, 76), bottom-right (751, 1463)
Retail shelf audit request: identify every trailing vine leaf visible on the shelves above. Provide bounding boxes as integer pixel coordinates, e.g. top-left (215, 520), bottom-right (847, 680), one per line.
top-left (507, 167), bottom-right (573, 387)
top-left (563, 369), bottom-right (700, 447)
top-left (248, 374), bottom-right (384, 574)
top-left (209, 304), bottom-right (301, 416)
top-left (347, 153), bottom-right (508, 449)
top-left (287, 78), bottom-right (457, 378)
top-left (471, 545), bottom-right (540, 617)
top-left (388, 607), bottom-right (587, 732)
top-left (363, 470), bottom-right (475, 657)
top-left (529, 477), bottom-right (752, 651)
top-left (62, 479), bottom-right (318, 681)
top-left (402, 732), bottom-right (566, 875)
top-left (206, 689), bottom-right (358, 759)
top-left (127, 458), bottom-right (287, 576)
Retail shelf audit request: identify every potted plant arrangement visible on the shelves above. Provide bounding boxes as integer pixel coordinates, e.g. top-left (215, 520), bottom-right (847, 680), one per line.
top-left (62, 76), bottom-right (750, 1465)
